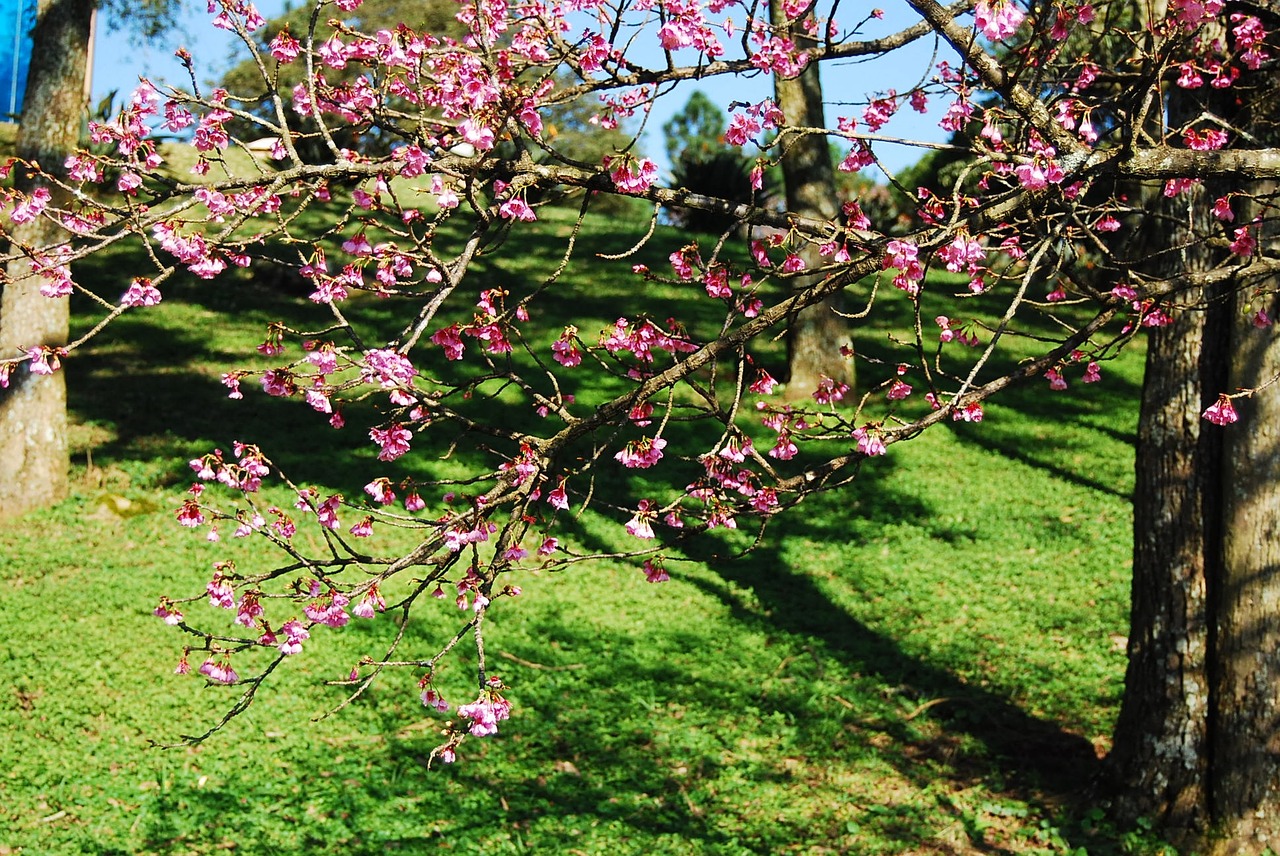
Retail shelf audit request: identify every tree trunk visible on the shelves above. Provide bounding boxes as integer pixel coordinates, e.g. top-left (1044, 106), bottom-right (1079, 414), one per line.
top-left (0, 0), bottom-right (93, 519)
top-left (1205, 186), bottom-right (1280, 855)
top-left (1111, 38), bottom-right (1280, 845)
top-left (1109, 180), bottom-right (1228, 842)
top-left (769, 0), bottom-right (851, 400)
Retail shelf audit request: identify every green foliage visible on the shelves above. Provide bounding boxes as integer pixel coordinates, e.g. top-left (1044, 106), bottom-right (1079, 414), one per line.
top-left (1, 205), bottom-right (1172, 854)
top-left (659, 90), bottom-right (777, 234)
top-left (666, 148), bottom-right (772, 235)
top-left (101, 0), bottom-right (183, 42)
top-left (534, 75), bottom-right (635, 170)
top-left (662, 90), bottom-right (727, 165)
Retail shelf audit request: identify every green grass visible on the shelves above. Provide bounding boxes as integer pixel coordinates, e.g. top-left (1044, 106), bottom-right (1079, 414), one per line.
top-left (0, 203), bottom-right (1166, 854)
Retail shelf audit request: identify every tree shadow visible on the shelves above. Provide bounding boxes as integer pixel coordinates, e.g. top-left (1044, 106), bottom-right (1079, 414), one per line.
top-left (59, 219), bottom-right (1138, 853)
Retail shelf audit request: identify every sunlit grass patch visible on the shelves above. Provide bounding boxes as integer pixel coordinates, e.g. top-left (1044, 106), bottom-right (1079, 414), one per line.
top-left (0, 205), bottom-right (1156, 854)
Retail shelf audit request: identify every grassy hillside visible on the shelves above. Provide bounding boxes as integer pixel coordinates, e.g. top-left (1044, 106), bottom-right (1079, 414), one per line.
top-left (0, 203), bottom-right (1163, 855)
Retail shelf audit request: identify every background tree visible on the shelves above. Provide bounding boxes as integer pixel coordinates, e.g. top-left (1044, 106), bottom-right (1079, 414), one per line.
top-left (0, 0), bottom-right (95, 519)
top-left (769, 0), bottom-right (850, 398)
top-left (0, 0), bottom-right (186, 520)
top-left (662, 91), bottom-right (774, 234)
top-left (661, 88), bottom-right (725, 163)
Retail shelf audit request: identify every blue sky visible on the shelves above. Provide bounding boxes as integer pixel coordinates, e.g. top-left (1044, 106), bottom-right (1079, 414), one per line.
top-left (90, 0), bottom-right (954, 176)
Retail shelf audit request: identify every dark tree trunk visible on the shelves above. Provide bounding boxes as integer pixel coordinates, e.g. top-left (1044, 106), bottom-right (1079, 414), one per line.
top-left (769, 0), bottom-right (851, 400)
top-left (1108, 181), bottom-right (1227, 837)
top-left (0, 0), bottom-right (93, 519)
top-left (1112, 21), bottom-right (1280, 843)
top-left (1206, 186), bottom-right (1280, 855)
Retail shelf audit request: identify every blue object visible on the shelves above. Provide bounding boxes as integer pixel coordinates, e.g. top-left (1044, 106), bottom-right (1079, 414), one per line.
top-left (0, 0), bottom-right (36, 117)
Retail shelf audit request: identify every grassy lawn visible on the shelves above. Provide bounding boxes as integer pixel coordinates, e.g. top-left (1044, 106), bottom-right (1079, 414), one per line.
top-left (0, 202), bottom-right (1160, 855)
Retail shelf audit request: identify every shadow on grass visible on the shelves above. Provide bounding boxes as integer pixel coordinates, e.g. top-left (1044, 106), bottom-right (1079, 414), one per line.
top-left (67, 299), bottom-right (1113, 850)
top-left (682, 523), bottom-right (1101, 783)
top-left (947, 376), bottom-right (1141, 502)
top-left (61, 215), bottom-right (1139, 854)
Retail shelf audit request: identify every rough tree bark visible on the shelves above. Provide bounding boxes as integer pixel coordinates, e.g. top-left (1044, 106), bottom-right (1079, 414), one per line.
top-left (1210, 205), bottom-right (1280, 853)
top-left (769, 0), bottom-right (851, 400)
top-left (1111, 13), bottom-right (1280, 844)
top-left (1108, 179), bottom-right (1227, 841)
top-left (0, 0), bottom-right (93, 519)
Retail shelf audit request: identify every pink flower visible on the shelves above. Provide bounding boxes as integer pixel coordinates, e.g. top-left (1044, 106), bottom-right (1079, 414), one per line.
top-left (353, 587), bottom-right (385, 618)
top-left (305, 593), bottom-right (350, 628)
top-left (626, 500), bottom-right (657, 539)
top-left (10, 187), bottom-right (50, 224)
top-left (937, 235), bottom-right (985, 272)
top-left (1176, 62), bottom-right (1204, 88)
top-left (812, 376), bottom-right (849, 405)
top-left (670, 247), bottom-right (699, 279)
top-left (718, 435), bottom-right (753, 463)
top-left (768, 432), bottom-right (798, 460)
top-left (278, 619), bottom-right (310, 655)
top-left (365, 477), bottom-right (396, 505)
top-left (887, 380), bottom-right (912, 400)
top-left (457, 682), bottom-right (512, 737)
top-left (121, 278), bottom-right (162, 307)
top-left (974, 0), bottom-right (1026, 41)
top-left (643, 558), bottom-right (669, 583)
top-left (499, 197), bottom-right (536, 221)
top-left (853, 427), bottom-right (887, 456)
top-left (1230, 225), bottom-right (1257, 257)
top-left (421, 688), bottom-right (449, 712)
top-left (26, 346), bottom-right (62, 375)
top-left (781, 254), bottom-right (805, 273)
top-left (153, 602), bottom-right (184, 625)
top-left (884, 239), bottom-right (924, 295)
top-left (1183, 128), bottom-right (1228, 151)
top-left (199, 657), bottom-right (239, 684)
top-left (431, 324), bottom-right (465, 360)
top-left (552, 327), bottom-right (581, 367)
top-left (235, 591), bottom-right (264, 627)
top-left (609, 156), bottom-right (658, 193)
top-left (206, 572), bottom-right (235, 609)
top-left (316, 494), bottom-right (343, 530)
top-left (936, 315), bottom-right (957, 343)
top-left (1212, 196), bottom-right (1235, 222)
top-left (1203, 395), bottom-right (1239, 425)
top-left (615, 436), bottom-right (667, 469)
top-left (750, 369), bottom-right (778, 395)
top-left (862, 93), bottom-right (897, 131)
top-left (270, 29), bottom-right (301, 62)
top-left (749, 240), bottom-right (772, 269)
top-left (369, 424), bottom-right (412, 461)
